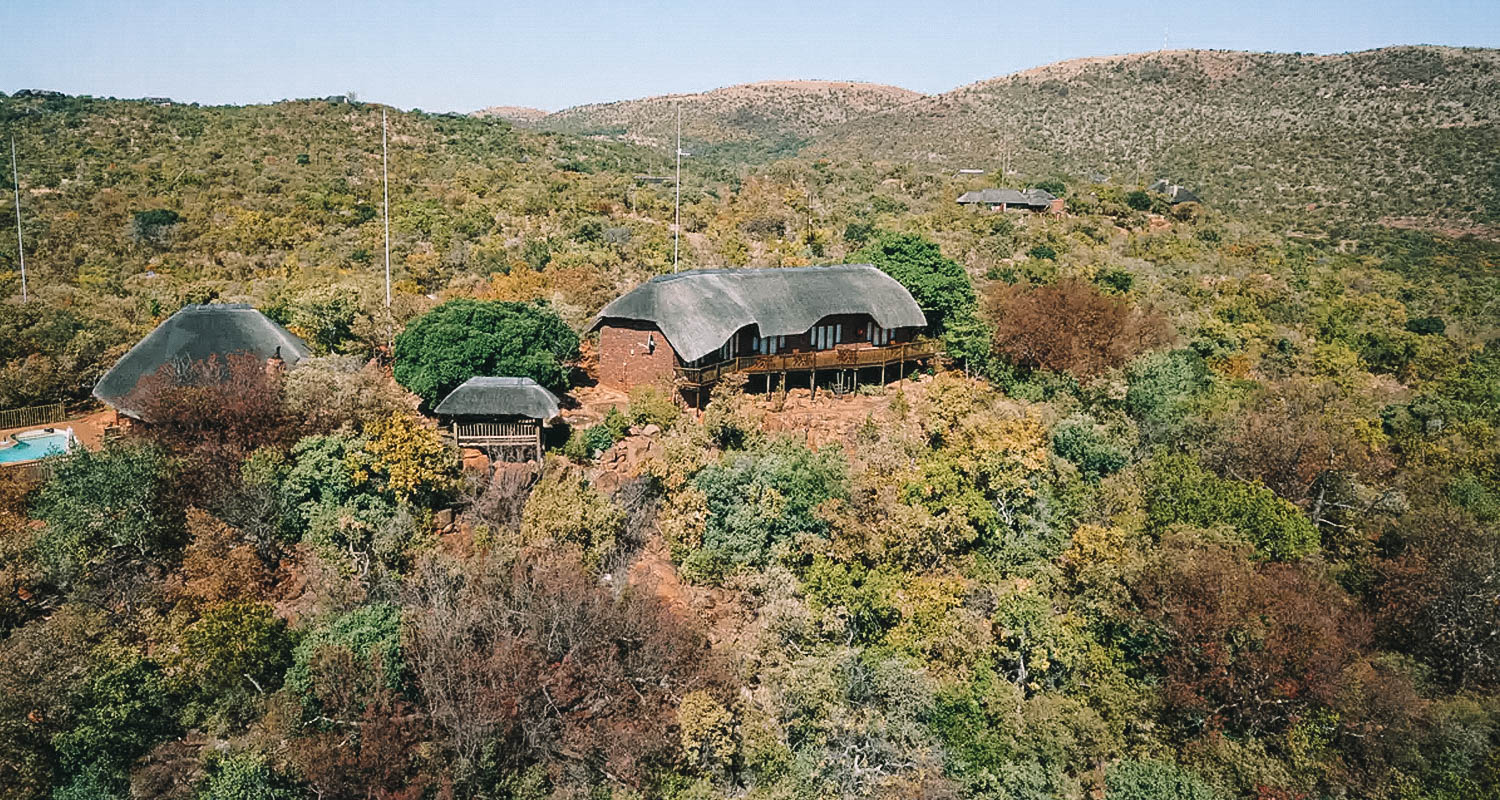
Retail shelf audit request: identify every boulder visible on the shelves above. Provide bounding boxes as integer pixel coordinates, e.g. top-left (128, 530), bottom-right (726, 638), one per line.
top-left (460, 447), bottom-right (490, 474)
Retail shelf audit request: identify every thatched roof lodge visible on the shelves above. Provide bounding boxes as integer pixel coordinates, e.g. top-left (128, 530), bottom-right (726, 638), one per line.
top-left (93, 303), bottom-right (310, 419)
top-left (590, 264), bottom-right (936, 398)
top-left (956, 188), bottom-right (1060, 212)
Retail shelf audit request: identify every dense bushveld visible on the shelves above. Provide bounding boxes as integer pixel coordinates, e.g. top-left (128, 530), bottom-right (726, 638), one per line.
top-left (0, 70), bottom-right (1498, 800)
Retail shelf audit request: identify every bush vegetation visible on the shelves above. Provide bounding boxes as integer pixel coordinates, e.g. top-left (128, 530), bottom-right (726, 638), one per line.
top-left (0, 76), bottom-right (1497, 800)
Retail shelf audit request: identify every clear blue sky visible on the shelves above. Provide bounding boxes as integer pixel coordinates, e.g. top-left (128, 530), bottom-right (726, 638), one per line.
top-left (4, 0), bottom-right (1498, 112)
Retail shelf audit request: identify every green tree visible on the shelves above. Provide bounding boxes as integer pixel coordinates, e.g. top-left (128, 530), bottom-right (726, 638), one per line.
top-left (197, 751), bottom-right (301, 800)
top-left (171, 601), bottom-right (293, 730)
top-left (1051, 414), bottom-right (1128, 482)
top-left (284, 286), bottom-right (359, 354)
top-left (31, 443), bottom-right (184, 588)
top-left (853, 232), bottom-right (976, 333)
top-left (53, 649), bottom-right (177, 791)
top-left (1143, 453), bottom-right (1319, 560)
top-left (1105, 760), bottom-right (1221, 800)
top-left (688, 438), bottom-right (848, 581)
top-left (285, 603), bottom-right (405, 712)
top-left (1125, 349), bottom-right (1212, 446)
top-left (394, 298), bottom-right (579, 405)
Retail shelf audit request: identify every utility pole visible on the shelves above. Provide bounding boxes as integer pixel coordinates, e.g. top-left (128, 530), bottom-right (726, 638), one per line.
top-left (9, 135), bottom-right (26, 303)
top-left (381, 109), bottom-right (391, 312)
top-left (673, 104), bottom-right (681, 273)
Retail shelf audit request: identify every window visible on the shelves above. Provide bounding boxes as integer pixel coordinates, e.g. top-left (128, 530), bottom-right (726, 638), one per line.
top-left (869, 322), bottom-right (891, 346)
top-left (811, 323), bottom-right (842, 350)
top-left (717, 335), bottom-right (740, 361)
top-left (753, 334), bottom-right (785, 354)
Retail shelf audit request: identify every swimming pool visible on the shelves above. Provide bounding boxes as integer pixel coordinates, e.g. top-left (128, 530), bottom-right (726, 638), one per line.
top-left (0, 428), bottom-right (76, 464)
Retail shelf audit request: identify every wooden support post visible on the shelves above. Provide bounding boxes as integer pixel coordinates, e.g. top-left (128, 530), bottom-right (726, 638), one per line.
top-left (811, 368), bottom-right (817, 400)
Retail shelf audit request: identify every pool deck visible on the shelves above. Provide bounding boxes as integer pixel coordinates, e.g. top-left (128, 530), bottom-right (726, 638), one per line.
top-left (0, 409), bottom-right (117, 452)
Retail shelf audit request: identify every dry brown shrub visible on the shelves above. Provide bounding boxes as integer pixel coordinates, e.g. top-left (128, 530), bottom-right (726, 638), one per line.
top-left (168, 509), bottom-right (271, 606)
top-left (984, 278), bottom-right (1172, 379)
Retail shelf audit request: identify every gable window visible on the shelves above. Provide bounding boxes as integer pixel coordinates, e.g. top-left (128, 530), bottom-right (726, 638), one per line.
top-left (811, 323), bottom-right (842, 351)
top-left (869, 322), bottom-right (891, 346)
top-left (753, 334), bottom-right (785, 354)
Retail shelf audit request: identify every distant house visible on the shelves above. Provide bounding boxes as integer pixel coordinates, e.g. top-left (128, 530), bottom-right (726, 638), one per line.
top-left (591, 265), bottom-right (936, 401)
top-left (433, 376), bottom-right (560, 462)
top-left (1148, 179), bottom-right (1202, 205)
top-left (93, 303), bottom-right (310, 419)
top-left (956, 188), bottom-right (1062, 213)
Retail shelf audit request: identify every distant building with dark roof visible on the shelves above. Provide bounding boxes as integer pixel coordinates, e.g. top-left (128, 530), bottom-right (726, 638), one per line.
top-left (93, 304), bottom-right (310, 419)
top-left (1148, 179), bottom-right (1202, 205)
top-left (591, 265), bottom-right (938, 400)
top-left (956, 188), bottom-right (1061, 213)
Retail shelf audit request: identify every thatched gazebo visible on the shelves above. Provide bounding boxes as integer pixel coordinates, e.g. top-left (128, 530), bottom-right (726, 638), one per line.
top-left (433, 377), bottom-right (560, 462)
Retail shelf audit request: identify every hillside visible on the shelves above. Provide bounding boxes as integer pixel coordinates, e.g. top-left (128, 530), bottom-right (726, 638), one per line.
top-left (507, 47), bottom-right (1500, 223)
top-left (532, 80), bottom-right (924, 162)
top-left (814, 46), bottom-right (1500, 221)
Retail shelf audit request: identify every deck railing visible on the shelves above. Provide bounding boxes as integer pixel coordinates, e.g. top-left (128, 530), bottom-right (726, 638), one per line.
top-left (451, 420), bottom-right (543, 461)
top-left (0, 402), bottom-right (67, 431)
top-left (675, 339), bottom-right (943, 386)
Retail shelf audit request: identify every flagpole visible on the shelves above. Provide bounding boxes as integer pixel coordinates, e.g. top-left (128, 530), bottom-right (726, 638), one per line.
top-left (10, 135), bottom-right (26, 303)
top-left (673, 104), bottom-right (681, 273)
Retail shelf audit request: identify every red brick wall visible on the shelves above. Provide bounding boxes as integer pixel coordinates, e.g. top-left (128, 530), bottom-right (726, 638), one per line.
top-left (597, 321), bottom-right (678, 389)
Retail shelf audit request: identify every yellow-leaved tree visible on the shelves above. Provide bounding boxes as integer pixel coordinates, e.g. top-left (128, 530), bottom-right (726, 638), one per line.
top-left (351, 413), bottom-right (459, 506)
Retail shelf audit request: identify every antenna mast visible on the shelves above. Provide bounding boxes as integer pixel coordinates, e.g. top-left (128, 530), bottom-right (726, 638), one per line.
top-left (381, 109), bottom-right (392, 312)
top-left (673, 104), bottom-right (681, 273)
top-left (9, 135), bottom-right (25, 303)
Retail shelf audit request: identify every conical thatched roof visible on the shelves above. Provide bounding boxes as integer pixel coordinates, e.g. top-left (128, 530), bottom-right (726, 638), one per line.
top-left (432, 377), bottom-right (561, 421)
top-left (93, 303), bottom-right (310, 418)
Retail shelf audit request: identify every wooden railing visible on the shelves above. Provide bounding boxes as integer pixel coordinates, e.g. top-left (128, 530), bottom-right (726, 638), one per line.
top-left (675, 339), bottom-right (943, 385)
top-left (0, 402), bottom-right (67, 431)
top-left (451, 420), bottom-right (542, 461)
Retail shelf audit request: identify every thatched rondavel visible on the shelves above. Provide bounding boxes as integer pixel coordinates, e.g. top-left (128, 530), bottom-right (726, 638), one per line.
top-left (93, 303), bottom-right (310, 419)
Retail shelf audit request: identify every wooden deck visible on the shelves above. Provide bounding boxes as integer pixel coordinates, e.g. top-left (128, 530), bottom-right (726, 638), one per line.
top-left (675, 339), bottom-right (942, 387)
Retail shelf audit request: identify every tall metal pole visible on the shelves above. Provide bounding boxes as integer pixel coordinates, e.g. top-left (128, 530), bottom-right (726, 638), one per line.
top-left (10, 135), bottom-right (26, 303)
top-left (381, 109), bottom-right (391, 311)
top-left (673, 104), bottom-right (681, 273)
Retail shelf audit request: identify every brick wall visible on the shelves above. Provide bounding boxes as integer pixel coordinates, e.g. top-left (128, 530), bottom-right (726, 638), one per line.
top-left (597, 321), bottom-right (678, 389)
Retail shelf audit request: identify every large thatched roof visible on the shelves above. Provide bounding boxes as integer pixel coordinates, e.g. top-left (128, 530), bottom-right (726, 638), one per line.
top-left (590, 264), bottom-right (927, 362)
top-left (956, 188), bottom-right (1056, 208)
top-left (432, 377), bottom-right (560, 420)
top-left (93, 304), bottom-right (310, 419)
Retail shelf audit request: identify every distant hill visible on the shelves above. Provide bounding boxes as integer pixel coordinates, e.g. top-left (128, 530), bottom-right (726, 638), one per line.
top-left (530, 80), bottom-right (924, 162)
top-left (501, 47), bottom-right (1500, 222)
top-left (472, 105), bottom-right (550, 123)
top-left (813, 47), bottom-right (1500, 221)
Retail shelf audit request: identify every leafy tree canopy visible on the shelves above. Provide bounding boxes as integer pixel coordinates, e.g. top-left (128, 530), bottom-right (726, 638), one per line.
top-left (393, 298), bottom-right (580, 405)
top-left (853, 232), bottom-right (976, 333)
top-left (31, 443), bottom-right (184, 588)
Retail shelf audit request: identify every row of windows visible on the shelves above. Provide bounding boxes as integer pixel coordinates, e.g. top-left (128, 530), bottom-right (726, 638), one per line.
top-left (690, 323), bottom-right (900, 366)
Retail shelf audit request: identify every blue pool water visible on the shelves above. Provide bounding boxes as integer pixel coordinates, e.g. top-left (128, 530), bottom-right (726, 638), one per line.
top-left (0, 432), bottom-right (72, 464)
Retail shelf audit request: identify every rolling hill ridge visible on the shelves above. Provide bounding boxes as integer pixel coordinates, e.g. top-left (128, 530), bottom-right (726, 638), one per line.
top-left (498, 47), bottom-right (1500, 222)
